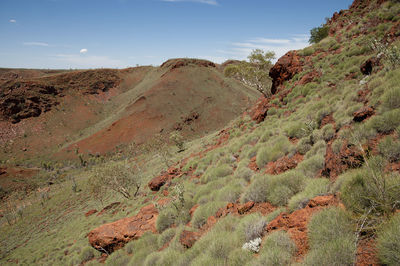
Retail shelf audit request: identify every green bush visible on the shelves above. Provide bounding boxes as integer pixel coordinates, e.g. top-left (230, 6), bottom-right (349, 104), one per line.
top-left (242, 171), bottom-right (305, 206)
top-left (158, 228), bottom-right (176, 248)
top-left (285, 121), bottom-right (308, 139)
top-left (201, 164), bottom-right (233, 183)
top-left (79, 247), bottom-right (95, 263)
top-left (304, 207), bottom-right (356, 266)
top-left (322, 124), bottom-right (335, 142)
top-left (378, 136), bottom-right (400, 162)
top-left (368, 109), bottom-right (400, 133)
top-left (297, 153), bottom-right (325, 178)
top-left (256, 136), bottom-right (291, 168)
top-left (288, 178), bottom-right (330, 211)
top-left (309, 24), bottom-right (329, 44)
top-left (234, 166), bottom-right (253, 182)
top-left (340, 156), bottom-right (400, 215)
top-left (253, 231), bottom-right (296, 266)
top-left (381, 87), bottom-right (400, 111)
top-left (156, 207), bottom-right (178, 233)
top-left (192, 201), bottom-right (227, 228)
top-left (296, 137), bottom-right (312, 155)
top-left (377, 213), bottom-right (400, 265)
top-left (228, 248), bottom-right (254, 266)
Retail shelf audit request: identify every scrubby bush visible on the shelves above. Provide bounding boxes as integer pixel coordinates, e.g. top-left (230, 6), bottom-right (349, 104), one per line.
top-left (192, 201), bottom-right (227, 228)
top-left (377, 213), bottom-right (400, 265)
top-left (309, 24), bottom-right (329, 44)
top-left (296, 137), bottom-right (312, 155)
top-left (297, 153), bottom-right (325, 178)
top-left (256, 136), bottom-right (291, 168)
top-left (378, 136), bottom-right (400, 162)
top-left (79, 247), bottom-right (95, 263)
top-left (381, 87), bottom-right (400, 112)
top-left (322, 124), bottom-right (335, 141)
top-left (228, 248), bottom-right (254, 266)
top-left (332, 138), bottom-right (343, 154)
top-left (242, 171), bottom-right (305, 206)
top-left (304, 207), bottom-right (356, 266)
top-left (234, 166), bottom-right (253, 182)
top-left (253, 231), bottom-right (296, 266)
top-left (340, 156), bottom-right (400, 215)
top-left (288, 178), bottom-right (330, 211)
top-left (201, 164), bottom-right (233, 183)
top-left (285, 121), bottom-right (308, 139)
top-left (158, 228), bottom-right (176, 248)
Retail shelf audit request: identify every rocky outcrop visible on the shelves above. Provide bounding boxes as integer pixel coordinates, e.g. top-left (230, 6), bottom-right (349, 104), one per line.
top-left (179, 230), bottom-right (202, 249)
top-left (353, 106), bottom-right (374, 122)
top-left (148, 167), bottom-right (184, 191)
top-left (269, 51), bottom-right (303, 94)
top-left (323, 141), bottom-right (364, 179)
top-left (360, 57), bottom-right (380, 75)
top-left (88, 204), bottom-right (158, 253)
top-left (161, 58), bottom-right (216, 71)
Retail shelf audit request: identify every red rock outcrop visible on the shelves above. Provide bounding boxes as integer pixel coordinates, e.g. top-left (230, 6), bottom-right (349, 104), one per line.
top-left (148, 167), bottom-right (184, 191)
top-left (360, 57), bottom-right (380, 75)
top-left (88, 204), bottom-right (158, 253)
top-left (179, 230), bottom-right (202, 249)
top-left (353, 106), bottom-right (375, 122)
top-left (323, 140), bottom-right (364, 180)
top-left (265, 153), bottom-right (304, 175)
top-left (269, 51), bottom-right (303, 95)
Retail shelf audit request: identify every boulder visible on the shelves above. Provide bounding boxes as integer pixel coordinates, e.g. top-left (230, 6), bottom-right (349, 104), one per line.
top-left (88, 204), bottom-right (158, 253)
top-left (353, 106), bottom-right (374, 122)
top-left (179, 230), bottom-right (202, 249)
top-left (269, 51), bottom-right (302, 94)
top-left (360, 57), bottom-right (380, 75)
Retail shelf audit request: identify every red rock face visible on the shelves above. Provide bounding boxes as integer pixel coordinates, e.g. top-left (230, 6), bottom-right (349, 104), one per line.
top-left (269, 51), bottom-right (303, 95)
top-left (360, 58), bottom-right (380, 75)
top-left (148, 167), bottom-right (183, 191)
top-left (353, 106), bottom-right (375, 122)
top-left (179, 230), bottom-right (202, 249)
top-left (323, 140), bottom-right (364, 180)
top-left (88, 204), bottom-right (158, 253)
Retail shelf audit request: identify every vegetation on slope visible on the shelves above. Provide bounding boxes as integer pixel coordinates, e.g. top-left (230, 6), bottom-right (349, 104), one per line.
top-left (1, 0), bottom-right (400, 265)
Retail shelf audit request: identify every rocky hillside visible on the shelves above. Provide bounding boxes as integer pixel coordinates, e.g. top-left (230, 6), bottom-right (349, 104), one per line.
top-left (1, 0), bottom-right (400, 265)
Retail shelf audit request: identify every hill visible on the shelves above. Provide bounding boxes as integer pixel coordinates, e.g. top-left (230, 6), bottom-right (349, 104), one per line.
top-left (1, 0), bottom-right (400, 265)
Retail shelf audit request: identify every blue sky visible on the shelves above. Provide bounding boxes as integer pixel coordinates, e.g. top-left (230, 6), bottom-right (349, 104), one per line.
top-left (0, 0), bottom-right (353, 69)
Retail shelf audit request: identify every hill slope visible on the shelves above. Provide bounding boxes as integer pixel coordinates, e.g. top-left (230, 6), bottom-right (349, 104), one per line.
top-left (1, 0), bottom-right (400, 265)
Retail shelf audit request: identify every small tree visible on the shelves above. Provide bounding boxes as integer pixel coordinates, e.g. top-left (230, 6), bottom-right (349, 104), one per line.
top-left (224, 49), bottom-right (275, 96)
top-left (89, 160), bottom-right (143, 200)
top-left (309, 24), bottom-right (329, 44)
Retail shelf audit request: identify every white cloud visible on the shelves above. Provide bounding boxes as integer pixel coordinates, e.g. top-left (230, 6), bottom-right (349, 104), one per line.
top-left (162, 0), bottom-right (218, 5)
top-left (9, 19), bottom-right (16, 23)
top-left (218, 34), bottom-right (310, 62)
top-left (80, 48), bottom-right (88, 54)
top-left (53, 54), bottom-right (125, 68)
top-left (23, 42), bottom-right (49, 47)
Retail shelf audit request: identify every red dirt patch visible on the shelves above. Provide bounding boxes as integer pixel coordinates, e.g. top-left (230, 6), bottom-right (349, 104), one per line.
top-left (266, 195), bottom-right (339, 261)
top-left (356, 237), bottom-right (379, 266)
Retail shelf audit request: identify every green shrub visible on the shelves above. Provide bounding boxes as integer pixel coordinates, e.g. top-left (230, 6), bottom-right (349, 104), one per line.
top-left (285, 121), bottom-right (308, 139)
top-left (340, 156), bottom-right (400, 215)
top-left (105, 249), bottom-right (131, 266)
top-left (192, 201), bottom-right (227, 228)
top-left (288, 178), bottom-right (330, 211)
top-left (381, 87), bottom-right (400, 111)
top-left (156, 207), bottom-right (178, 233)
top-left (322, 124), bottom-right (335, 141)
top-left (368, 109), bottom-right (400, 133)
top-left (378, 136), bottom-right (400, 162)
top-left (256, 136), bottom-right (291, 167)
top-left (377, 213), bottom-right (400, 265)
top-left (296, 137), bottom-right (312, 155)
top-left (297, 153), bottom-right (325, 178)
top-left (309, 24), bottom-right (329, 44)
top-left (234, 166), bottom-right (253, 182)
top-left (158, 228), bottom-right (176, 249)
top-left (201, 164), bottom-right (233, 183)
top-left (332, 138), bottom-right (343, 154)
top-left (228, 248), bottom-right (254, 266)
top-left (302, 47), bottom-right (316, 56)
top-left (242, 171), bottom-right (305, 206)
top-left (143, 252), bottom-right (161, 266)
top-left (79, 247), bottom-right (95, 263)
top-left (303, 207), bottom-right (356, 266)
top-left (253, 231), bottom-right (296, 266)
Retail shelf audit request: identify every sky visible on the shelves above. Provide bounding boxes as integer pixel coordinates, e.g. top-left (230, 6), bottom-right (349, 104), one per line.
top-left (0, 0), bottom-right (354, 69)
